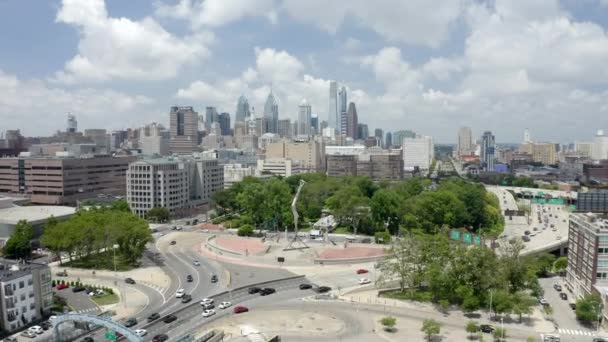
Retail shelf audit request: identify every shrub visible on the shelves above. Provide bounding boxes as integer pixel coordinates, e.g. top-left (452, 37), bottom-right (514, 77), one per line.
top-left (237, 224), bottom-right (255, 237)
top-left (374, 231), bottom-right (391, 244)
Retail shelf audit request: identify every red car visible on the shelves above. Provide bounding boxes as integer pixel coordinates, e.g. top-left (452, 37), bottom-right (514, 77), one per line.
top-left (356, 269), bottom-right (369, 274)
top-left (233, 306), bottom-right (249, 314)
top-left (56, 283), bottom-right (69, 290)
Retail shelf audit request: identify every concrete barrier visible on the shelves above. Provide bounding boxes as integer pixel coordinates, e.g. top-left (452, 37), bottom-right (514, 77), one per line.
top-left (313, 254), bottom-right (385, 265)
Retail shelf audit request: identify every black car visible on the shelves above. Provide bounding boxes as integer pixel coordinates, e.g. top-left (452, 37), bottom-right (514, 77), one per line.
top-left (72, 287), bottom-right (86, 293)
top-left (152, 334), bottom-right (169, 342)
top-left (163, 315), bottom-right (177, 323)
top-left (315, 286), bottom-right (332, 293)
top-left (522, 235), bottom-right (531, 242)
top-left (569, 303), bottom-right (576, 310)
top-left (260, 288), bottom-right (276, 296)
top-left (124, 317), bottom-right (137, 327)
top-left (248, 287), bottom-right (261, 294)
top-left (554, 284), bottom-right (562, 291)
top-left (299, 284), bottom-right (312, 290)
top-left (170, 241), bottom-right (176, 245)
top-left (186, 275), bottom-right (193, 282)
top-left (211, 275), bottom-right (218, 283)
top-left (147, 313), bottom-right (160, 322)
top-left (41, 321), bottom-right (52, 330)
top-left (593, 338), bottom-right (608, 342)
top-left (560, 293), bottom-right (568, 300)
top-left (81, 338), bottom-right (94, 342)
top-left (181, 295), bottom-right (192, 303)
top-left (480, 324), bottom-right (495, 333)
top-left (125, 278), bottom-right (136, 285)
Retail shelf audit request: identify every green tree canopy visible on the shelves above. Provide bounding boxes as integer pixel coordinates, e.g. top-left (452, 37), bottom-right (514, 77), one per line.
top-left (421, 319), bottom-right (441, 341)
top-left (576, 294), bottom-right (603, 322)
top-left (3, 220), bottom-right (33, 259)
top-left (146, 207), bottom-right (170, 223)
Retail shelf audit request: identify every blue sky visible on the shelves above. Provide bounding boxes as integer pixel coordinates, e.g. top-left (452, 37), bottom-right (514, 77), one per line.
top-left (1, 0), bottom-right (608, 143)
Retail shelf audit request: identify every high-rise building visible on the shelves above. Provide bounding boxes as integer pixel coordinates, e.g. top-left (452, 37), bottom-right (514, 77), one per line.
top-left (264, 91), bottom-right (279, 134)
top-left (298, 99), bottom-right (312, 136)
top-left (375, 129), bottom-right (384, 147)
top-left (391, 130), bottom-right (416, 148)
top-left (338, 86), bottom-right (347, 115)
top-left (310, 114), bottom-right (319, 135)
top-left (205, 107), bottom-right (219, 131)
top-left (84, 129), bottom-right (109, 150)
top-left (524, 128), bottom-right (531, 143)
top-left (340, 102), bottom-right (358, 138)
top-left (169, 106), bottom-right (199, 154)
top-left (278, 119), bottom-right (292, 138)
top-left (480, 131), bottom-right (496, 171)
top-left (457, 126), bottom-right (473, 158)
top-left (325, 147), bottom-right (403, 180)
top-left (265, 139), bottom-right (325, 172)
top-left (110, 130), bottom-right (128, 151)
top-left (235, 95), bottom-right (250, 123)
top-left (519, 142), bottom-right (557, 165)
top-left (575, 141), bottom-right (594, 158)
top-left (385, 132), bottom-right (392, 148)
top-left (328, 81), bottom-right (338, 132)
top-left (402, 136), bottom-right (434, 171)
top-left (139, 123), bottom-right (169, 156)
top-left (593, 130), bottom-right (608, 160)
top-left (218, 112), bottom-right (231, 136)
top-left (357, 124), bottom-right (369, 140)
top-left (67, 114), bottom-right (78, 133)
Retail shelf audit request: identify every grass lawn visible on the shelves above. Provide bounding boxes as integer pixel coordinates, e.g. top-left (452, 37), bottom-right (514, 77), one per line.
top-left (381, 289), bottom-right (434, 302)
top-left (91, 293), bottom-right (119, 306)
top-left (63, 250), bottom-right (136, 271)
top-left (333, 227), bottom-right (351, 234)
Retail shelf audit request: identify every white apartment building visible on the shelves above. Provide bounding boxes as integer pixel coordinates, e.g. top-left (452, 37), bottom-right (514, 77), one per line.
top-left (0, 260), bottom-right (52, 333)
top-left (593, 130), bottom-right (608, 161)
top-left (139, 123), bottom-right (169, 156)
top-left (256, 158), bottom-right (305, 177)
top-left (223, 164), bottom-right (255, 189)
top-left (402, 136), bottom-right (434, 171)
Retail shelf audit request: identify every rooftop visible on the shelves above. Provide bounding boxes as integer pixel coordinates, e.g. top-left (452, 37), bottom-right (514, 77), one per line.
top-left (0, 259), bottom-right (48, 282)
top-left (0, 202), bottom-right (76, 226)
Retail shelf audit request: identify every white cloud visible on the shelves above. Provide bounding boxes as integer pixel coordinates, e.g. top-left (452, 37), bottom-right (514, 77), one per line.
top-left (54, 0), bottom-right (213, 83)
top-left (156, 0), bottom-right (277, 28)
top-left (0, 69), bottom-right (154, 135)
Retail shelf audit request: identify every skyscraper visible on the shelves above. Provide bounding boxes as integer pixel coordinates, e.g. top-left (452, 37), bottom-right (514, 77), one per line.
top-left (328, 81), bottom-right (338, 132)
top-left (298, 99), bottom-right (312, 136)
top-left (205, 107), bottom-right (219, 131)
top-left (218, 112), bottom-right (231, 136)
top-left (342, 102), bottom-right (358, 138)
top-left (524, 128), bottom-right (531, 143)
top-left (264, 91), bottom-right (279, 134)
top-left (235, 95), bottom-right (250, 123)
top-left (392, 130), bottom-right (416, 148)
top-left (67, 114), bottom-right (78, 133)
top-left (310, 114), bottom-right (319, 135)
top-left (480, 131), bottom-right (496, 171)
top-left (169, 106), bottom-right (199, 154)
top-left (357, 123), bottom-right (368, 140)
top-left (338, 86), bottom-right (347, 116)
top-left (457, 126), bottom-right (473, 158)
top-left (375, 129), bottom-right (384, 147)
top-left (385, 131), bottom-right (392, 148)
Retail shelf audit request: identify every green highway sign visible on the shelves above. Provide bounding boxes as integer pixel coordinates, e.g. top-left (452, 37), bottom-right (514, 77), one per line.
top-left (450, 230), bottom-right (460, 240)
top-left (105, 331), bottom-right (116, 341)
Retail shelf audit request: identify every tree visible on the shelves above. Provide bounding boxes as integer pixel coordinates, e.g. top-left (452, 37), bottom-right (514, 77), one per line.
top-left (491, 290), bottom-right (512, 317)
top-left (374, 231), bottom-right (391, 244)
top-left (380, 316), bottom-right (397, 332)
top-left (576, 294), bottom-right (602, 323)
top-left (3, 220), bottom-right (33, 259)
top-left (534, 253), bottom-right (556, 277)
top-left (326, 185), bottom-right (369, 235)
top-left (465, 321), bottom-right (479, 339)
top-left (146, 207), bottom-right (170, 223)
top-left (371, 189), bottom-right (401, 233)
top-left (237, 224), bottom-right (255, 237)
top-left (110, 199), bottom-right (130, 212)
top-left (510, 291), bottom-right (536, 322)
top-left (493, 327), bottom-right (506, 341)
top-left (378, 236), bottom-right (420, 292)
top-left (553, 256), bottom-right (567, 274)
top-left (421, 319), bottom-right (441, 341)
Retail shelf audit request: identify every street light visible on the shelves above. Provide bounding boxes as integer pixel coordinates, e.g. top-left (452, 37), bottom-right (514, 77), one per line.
top-left (501, 317), bottom-right (504, 340)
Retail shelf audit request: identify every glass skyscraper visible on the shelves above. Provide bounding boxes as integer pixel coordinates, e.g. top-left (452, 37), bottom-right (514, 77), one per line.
top-left (264, 91), bottom-right (279, 134)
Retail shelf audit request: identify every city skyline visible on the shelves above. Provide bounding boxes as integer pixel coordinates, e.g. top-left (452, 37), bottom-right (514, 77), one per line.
top-left (2, 1), bottom-right (608, 143)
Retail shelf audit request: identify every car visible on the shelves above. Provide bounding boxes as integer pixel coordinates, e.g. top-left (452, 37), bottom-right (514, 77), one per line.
top-left (48, 315), bottom-right (57, 322)
top-left (524, 230), bottom-right (531, 235)
top-left (260, 288), bottom-right (276, 296)
top-left (248, 287), bottom-right (261, 294)
top-left (56, 270), bottom-right (68, 277)
top-left (147, 313), bottom-right (160, 322)
top-left (553, 284), bottom-right (562, 291)
top-left (81, 338), bottom-right (94, 342)
top-left (20, 331), bottom-right (36, 339)
top-left (522, 236), bottom-right (531, 242)
top-left (125, 278), bottom-right (136, 284)
top-left (315, 286), bottom-right (332, 293)
top-left (172, 226), bottom-right (177, 230)
top-left (152, 334), bottom-right (169, 342)
top-left (181, 294), bottom-right (192, 303)
top-left (559, 293), bottom-right (568, 300)
top-left (186, 275), bottom-right (193, 282)
top-left (480, 324), bottom-right (495, 333)
top-left (569, 302), bottom-right (576, 310)
top-left (56, 283), bottom-right (69, 290)
top-left (211, 275), bottom-right (218, 283)
top-left (356, 269), bottom-right (369, 274)
top-left (170, 240), bottom-right (176, 245)
top-left (163, 315), bottom-right (177, 323)
top-left (550, 224), bottom-right (555, 228)
top-left (359, 278), bottom-right (371, 285)
top-left (175, 226), bottom-right (182, 231)
top-left (193, 260), bottom-right (201, 266)
top-left (124, 317), bottom-right (137, 327)
top-left (544, 334), bottom-right (561, 342)
top-left (3, 337), bottom-right (17, 342)
top-left (72, 287), bottom-right (86, 293)
top-left (539, 298), bottom-right (550, 306)
top-left (233, 306), bottom-right (249, 314)
top-left (200, 297), bottom-right (214, 305)
top-left (533, 227), bottom-right (539, 231)
top-left (202, 309), bottom-right (216, 317)
top-left (202, 303), bottom-right (215, 310)
top-left (134, 329), bottom-right (147, 337)
top-left (175, 289), bottom-right (185, 298)
top-left (219, 301), bottom-right (232, 309)
top-left (299, 284), bottom-right (312, 290)
top-left (593, 337), bottom-right (608, 342)
top-left (41, 321), bottom-right (52, 330)
top-left (28, 326), bottom-right (43, 334)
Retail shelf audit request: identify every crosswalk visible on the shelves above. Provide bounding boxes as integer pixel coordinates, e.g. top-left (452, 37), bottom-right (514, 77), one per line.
top-left (557, 328), bottom-right (596, 336)
top-left (74, 307), bottom-right (100, 314)
top-left (140, 281), bottom-right (168, 294)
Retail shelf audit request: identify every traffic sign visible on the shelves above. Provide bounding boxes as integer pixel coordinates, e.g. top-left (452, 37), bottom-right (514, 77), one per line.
top-left (105, 331), bottom-right (116, 341)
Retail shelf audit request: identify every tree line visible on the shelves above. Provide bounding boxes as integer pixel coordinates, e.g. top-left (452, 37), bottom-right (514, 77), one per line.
top-left (212, 174), bottom-right (504, 237)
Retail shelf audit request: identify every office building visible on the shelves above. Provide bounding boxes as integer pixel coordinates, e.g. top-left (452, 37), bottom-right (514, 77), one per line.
top-left (204, 107), bottom-right (219, 132)
top-left (375, 129), bottom-right (384, 148)
top-left (480, 131), bottom-right (496, 172)
top-left (169, 106), bottom-right (199, 154)
top-left (66, 114), bottom-right (78, 133)
top-left (341, 102), bottom-right (358, 138)
top-left (357, 124), bottom-right (368, 140)
top-left (265, 139), bottom-right (325, 172)
top-left (264, 91), bottom-right (279, 134)
top-left (385, 132), bottom-right (392, 148)
top-left (575, 141), bottom-right (594, 158)
top-left (519, 142), bottom-right (557, 165)
top-left (577, 190), bottom-right (608, 213)
top-left (338, 86), bottom-right (347, 116)
top-left (110, 130), bottom-right (128, 151)
top-left (127, 156), bottom-right (223, 218)
top-left (328, 81), bottom-right (338, 132)
top-left (278, 119), bottom-right (292, 138)
top-left (84, 129), bottom-right (109, 150)
top-left (256, 158), bottom-right (304, 177)
top-left (310, 114), bottom-right (319, 136)
top-left (457, 126), bottom-right (473, 158)
top-left (298, 99), bottom-right (312, 136)
top-left (223, 164), bottom-right (255, 189)
top-left (0, 155), bottom-right (135, 205)
top-left (235, 95), bottom-right (251, 123)
top-left (0, 259), bottom-right (52, 333)
top-left (593, 130), bottom-right (608, 160)
top-left (584, 160), bottom-right (608, 183)
top-left (218, 112), bottom-right (231, 136)
top-left (391, 130), bottom-right (416, 148)
top-left (139, 123), bottom-right (169, 156)
top-left (326, 148), bottom-right (403, 180)
top-left (402, 136), bottom-right (434, 171)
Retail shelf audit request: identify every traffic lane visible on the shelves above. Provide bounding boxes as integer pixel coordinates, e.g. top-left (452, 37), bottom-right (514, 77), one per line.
top-left (539, 277), bottom-right (590, 332)
top-left (142, 276), bottom-right (307, 338)
top-left (222, 263), bottom-right (294, 288)
top-left (54, 288), bottom-right (99, 313)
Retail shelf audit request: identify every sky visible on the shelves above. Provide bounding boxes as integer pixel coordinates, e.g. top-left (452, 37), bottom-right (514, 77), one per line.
top-left (1, 0), bottom-right (608, 143)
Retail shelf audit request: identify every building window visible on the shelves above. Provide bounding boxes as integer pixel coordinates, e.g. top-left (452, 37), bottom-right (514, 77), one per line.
top-left (597, 272), bottom-right (608, 279)
top-left (27, 279), bottom-right (33, 286)
top-left (19, 281), bottom-right (24, 289)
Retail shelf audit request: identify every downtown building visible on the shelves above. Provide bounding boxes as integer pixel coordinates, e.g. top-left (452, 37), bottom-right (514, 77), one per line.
top-left (265, 139), bottom-right (326, 172)
top-left (126, 155), bottom-right (224, 218)
top-left (169, 106), bottom-right (199, 155)
top-left (402, 136), bottom-right (434, 171)
top-left (480, 131), bottom-right (496, 172)
top-left (325, 146), bottom-right (403, 180)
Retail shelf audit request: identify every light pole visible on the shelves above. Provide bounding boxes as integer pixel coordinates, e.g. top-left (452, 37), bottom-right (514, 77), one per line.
top-left (501, 317), bottom-right (504, 340)
top-left (488, 289), bottom-right (493, 320)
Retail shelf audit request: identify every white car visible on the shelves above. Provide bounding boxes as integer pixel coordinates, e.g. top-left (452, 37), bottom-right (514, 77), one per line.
top-left (49, 315), bottom-right (57, 322)
top-left (28, 326), bottom-right (43, 334)
top-left (539, 298), bottom-right (550, 306)
top-left (200, 298), bottom-right (214, 305)
top-left (359, 278), bottom-right (371, 285)
top-left (219, 301), bottom-right (231, 309)
top-left (175, 289), bottom-right (185, 298)
top-left (193, 260), bottom-right (201, 266)
top-left (134, 329), bottom-right (147, 337)
top-left (202, 309), bottom-right (216, 317)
